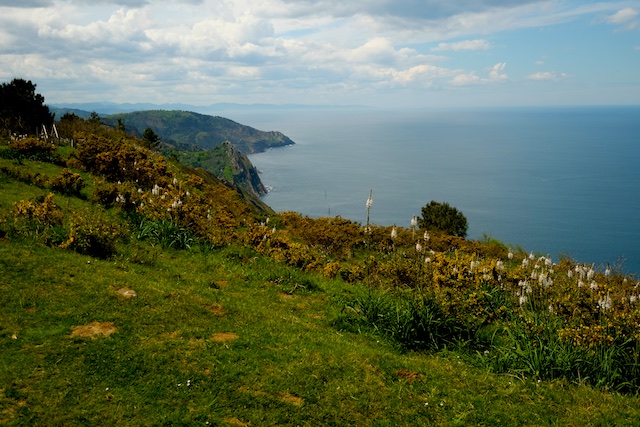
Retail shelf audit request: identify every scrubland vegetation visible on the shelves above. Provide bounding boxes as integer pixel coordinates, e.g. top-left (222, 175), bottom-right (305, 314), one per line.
top-left (1, 81), bottom-right (640, 425)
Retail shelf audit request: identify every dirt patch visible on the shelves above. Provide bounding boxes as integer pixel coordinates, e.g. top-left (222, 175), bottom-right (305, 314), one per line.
top-left (205, 303), bottom-right (225, 317)
top-left (280, 392), bottom-right (304, 406)
top-left (394, 368), bottom-right (422, 384)
top-left (211, 332), bottom-right (239, 343)
top-left (70, 321), bottom-right (117, 339)
top-left (116, 287), bottom-right (137, 299)
top-left (224, 417), bottom-right (251, 426)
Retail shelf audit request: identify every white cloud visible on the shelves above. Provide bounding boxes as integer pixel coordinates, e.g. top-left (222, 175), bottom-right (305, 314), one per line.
top-left (432, 39), bottom-right (492, 51)
top-left (528, 71), bottom-right (568, 82)
top-left (606, 8), bottom-right (638, 25)
top-left (0, 0), bottom-right (636, 106)
top-left (450, 62), bottom-right (508, 86)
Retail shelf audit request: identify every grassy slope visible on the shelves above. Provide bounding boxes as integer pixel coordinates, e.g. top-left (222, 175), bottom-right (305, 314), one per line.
top-left (3, 239), bottom-right (640, 426)
top-left (1, 154), bottom-right (640, 426)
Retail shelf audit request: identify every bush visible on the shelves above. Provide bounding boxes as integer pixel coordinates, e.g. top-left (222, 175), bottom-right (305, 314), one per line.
top-left (8, 137), bottom-right (58, 162)
top-left (48, 169), bottom-right (85, 195)
top-left (418, 200), bottom-right (468, 238)
top-left (60, 209), bottom-right (125, 258)
top-left (11, 193), bottom-right (65, 244)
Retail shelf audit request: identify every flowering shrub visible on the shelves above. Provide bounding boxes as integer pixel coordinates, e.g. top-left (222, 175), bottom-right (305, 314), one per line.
top-left (48, 169), bottom-right (85, 195)
top-left (11, 193), bottom-right (65, 244)
top-left (60, 209), bottom-right (126, 258)
top-left (75, 134), bottom-right (170, 187)
top-left (9, 137), bottom-right (57, 161)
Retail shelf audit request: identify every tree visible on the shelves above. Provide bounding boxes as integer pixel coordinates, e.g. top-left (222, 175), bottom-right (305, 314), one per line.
top-left (142, 127), bottom-right (161, 149)
top-left (418, 200), bottom-right (468, 238)
top-left (0, 78), bottom-right (54, 137)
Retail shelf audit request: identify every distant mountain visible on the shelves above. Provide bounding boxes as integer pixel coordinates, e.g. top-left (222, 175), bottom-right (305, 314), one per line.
top-left (103, 110), bottom-right (294, 154)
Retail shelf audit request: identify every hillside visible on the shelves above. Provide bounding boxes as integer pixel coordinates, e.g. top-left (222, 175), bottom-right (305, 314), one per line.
top-left (177, 141), bottom-right (267, 199)
top-left (104, 110), bottom-right (295, 154)
top-left (2, 120), bottom-right (640, 424)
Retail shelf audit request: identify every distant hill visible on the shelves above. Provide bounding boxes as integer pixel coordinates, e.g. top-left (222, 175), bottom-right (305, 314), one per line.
top-left (103, 110), bottom-right (295, 154)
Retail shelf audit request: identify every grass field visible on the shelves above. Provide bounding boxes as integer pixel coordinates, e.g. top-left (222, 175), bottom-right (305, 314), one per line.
top-left (2, 134), bottom-right (640, 426)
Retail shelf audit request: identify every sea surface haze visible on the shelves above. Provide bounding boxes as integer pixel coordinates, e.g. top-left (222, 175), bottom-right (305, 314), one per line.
top-left (234, 106), bottom-right (640, 275)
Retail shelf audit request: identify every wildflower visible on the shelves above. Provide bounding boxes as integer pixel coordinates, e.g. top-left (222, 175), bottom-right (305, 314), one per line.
top-left (577, 280), bottom-right (584, 288)
top-left (152, 184), bottom-right (161, 196)
top-left (496, 260), bottom-right (505, 270)
top-left (604, 267), bottom-right (611, 277)
top-left (630, 295), bottom-right (637, 304)
top-left (423, 231), bottom-right (430, 241)
top-left (173, 177), bottom-right (178, 185)
top-left (508, 252), bottom-right (514, 260)
top-left (597, 294), bottom-right (612, 311)
top-left (587, 268), bottom-right (595, 280)
top-left (529, 252), bottom-right (535, 261)
top-left (590, 281), bottom-right (599, 291)
top-left (271, 226), bottom-right (276, 234)
top-left (411, 216), bottom-right (418, 228)
top-left (137, 188), bottom-right (143, 193)
top-left (366, 195), bottom-right (373, 209)
top-left (519, 295), bottom-right (528, 306)
top-left (567, 270), bottom-right (573, 279)
top-left (390, 226), bottom-right (397, 239)
top-left (470, 260), bottom-right (476, 272)
top-left (416, 242), bottom-right (423, 253)
top-left (522, 258), bottom-right (529, 267)
top-left (425, 257), bottom-right (431, 263)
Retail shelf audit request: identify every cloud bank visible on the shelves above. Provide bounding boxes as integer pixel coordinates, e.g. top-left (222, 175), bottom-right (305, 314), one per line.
top-left (0, 0), bottom-right (637, 107)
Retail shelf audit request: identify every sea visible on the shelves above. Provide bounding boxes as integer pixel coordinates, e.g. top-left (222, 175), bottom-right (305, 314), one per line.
top-left (224, 106), bottom-right (640, 276)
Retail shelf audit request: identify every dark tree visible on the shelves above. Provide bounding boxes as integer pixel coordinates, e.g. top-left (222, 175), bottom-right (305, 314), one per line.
top-left (418, 200), bottom-right (468, 238)
top-left (142, 127), bottom-right (161, 149)
top-left (0, 78), bottom-right (54, 136)
top-left (57, 113), bottom-right (85, 140)
top-left (116, 118), bottom-right (126, 133)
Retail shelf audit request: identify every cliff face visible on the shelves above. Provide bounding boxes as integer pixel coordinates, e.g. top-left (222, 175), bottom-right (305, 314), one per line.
top-left (219, 141), bottom-right (267, 198)
top-left (178, 141), bottom-right (267, 199)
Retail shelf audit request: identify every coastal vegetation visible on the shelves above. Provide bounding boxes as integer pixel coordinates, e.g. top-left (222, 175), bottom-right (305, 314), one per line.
top-left (1, 80), bottom-right (640, 425)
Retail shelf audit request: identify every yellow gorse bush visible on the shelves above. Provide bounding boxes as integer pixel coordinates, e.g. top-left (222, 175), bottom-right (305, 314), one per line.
top-left (12, 193), bottom-right (63, 239)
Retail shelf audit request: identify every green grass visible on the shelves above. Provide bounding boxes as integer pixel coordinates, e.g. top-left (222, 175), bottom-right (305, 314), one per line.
top-left (2, 137), bottom-right (640, 426)
top-left (2, 239), bottom-right (640, 426)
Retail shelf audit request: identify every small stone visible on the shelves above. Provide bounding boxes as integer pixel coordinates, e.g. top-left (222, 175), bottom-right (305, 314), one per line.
top-left (116, 287), bottom-right (137, 299)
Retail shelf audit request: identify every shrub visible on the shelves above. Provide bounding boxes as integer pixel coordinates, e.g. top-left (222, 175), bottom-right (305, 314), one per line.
top-left (60, 209), bottom-right (125, 258)
top-left (8, 137), bottom-right (58, 162)
top-left (48, 169), bottom-right (85, 195)
top-left (11, 193), bottom-right (65, 244)
top-left (418, 200), bottom-right (468, 238)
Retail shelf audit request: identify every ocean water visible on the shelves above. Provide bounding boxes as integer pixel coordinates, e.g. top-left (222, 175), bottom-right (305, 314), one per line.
top-left (234, 106), bottom-right (640, 275)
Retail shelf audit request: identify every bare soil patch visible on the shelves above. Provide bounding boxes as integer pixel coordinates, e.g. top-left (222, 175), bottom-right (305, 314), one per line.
top-left (70, 321), bottom-right (117, 338)
top-left (211, 332), bottom-right (239, 343)
top-left (394, 368), bottom-right (422, 384)
top-left (280, 392), bottom-right (304, 406)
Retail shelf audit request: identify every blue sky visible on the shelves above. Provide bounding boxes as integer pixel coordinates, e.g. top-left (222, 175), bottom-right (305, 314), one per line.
top-left (0, 0), bottom-right (638, 108)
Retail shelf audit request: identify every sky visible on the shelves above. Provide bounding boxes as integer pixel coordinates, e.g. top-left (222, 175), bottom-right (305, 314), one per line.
top-left (0, 0), bottom-right (639, 108)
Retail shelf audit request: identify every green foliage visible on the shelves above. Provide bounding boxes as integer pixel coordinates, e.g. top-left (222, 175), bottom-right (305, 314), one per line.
top-left (418, 200), bottom-right (468, 238)
top-left (10, 193), bottom-right (65, 245)
top-left (60, 208), bottom-right (126, 258)
top-left (135, 218), bottom-right (195, 250)
top-left (48, 169), bottom-right (85, 195)
top-left (104, 110), bottom-right (294, 153)
top-left (0, 78), bottom-right (53, 137)
top-left (142, 127), bottom-right (160, 149)
top-left (7, 137), bottom-right (59, 163)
